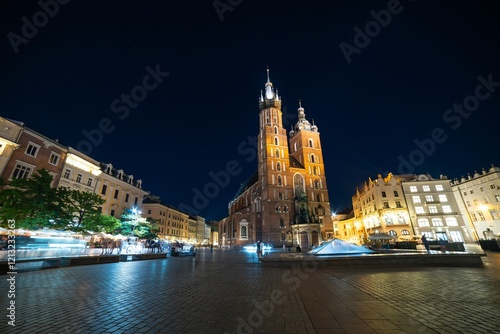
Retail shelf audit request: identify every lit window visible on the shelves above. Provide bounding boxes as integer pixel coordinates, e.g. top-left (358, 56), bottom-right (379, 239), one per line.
top-left (438, 194), bottom-right (447, 202)
top-left (445, 218), bottom-right (458, 226)
top-left (435, 184), bottom-right (444, 191)
top-left (425, 195), bottom-right (434, 202)
top-left (478, 212), bottom-right (485, 221)
top-left (423, 185), bottom-right (430, 192)
top-left (442, 205), bottom-right (452, 213)
top-left (431, 218), bottom-right (443, 226)
top-left (428, 206), bottom-right (438, 213)
top-left (412, 196), bottom-right (421, 203)
top-left (415, 206), bottom-right (424, 214)
top-left (417, 218), bottom-right (429, 227)
top-left (410, 186), bottom-right (417, 192)
top-left (383, 202), bottom-right (389, 209)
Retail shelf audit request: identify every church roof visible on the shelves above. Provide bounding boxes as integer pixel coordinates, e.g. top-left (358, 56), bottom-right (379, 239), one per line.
top-left (232, 170), bottom-right (258, 200)
top-left (289, 156), bottom-right (304, 169)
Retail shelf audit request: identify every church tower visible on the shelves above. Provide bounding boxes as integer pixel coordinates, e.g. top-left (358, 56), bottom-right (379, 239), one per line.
top-left (289, 102), bottom-right (333, 242)
top-left (257, 68), bottom-right (293, 243)
top-left (224, 68), bottom-right (334, 249)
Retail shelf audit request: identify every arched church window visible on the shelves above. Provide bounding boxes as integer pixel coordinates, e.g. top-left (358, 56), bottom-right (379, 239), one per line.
top-left (293, 173), bottom-right (305, 197)
top-left (275, 149), bottom-right (280, 158)
top-left (274, 137), bottom-right (279, 145)
top-left (311, 155), bottom-right (315, 163)
top-left (309, 139), bottom-right (313, 147)
top-left (277, 162), bottom-right (281, 171)
top-left (274, 126), bottom-right (278, 134)
top-left (277, 175), bottom-right (282, 186)
top-left (313, 166), bottom-right (317, 175)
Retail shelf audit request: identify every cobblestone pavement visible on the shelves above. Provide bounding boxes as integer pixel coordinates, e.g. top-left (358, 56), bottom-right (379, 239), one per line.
top-left (1, 247), bottom-right (499, 334)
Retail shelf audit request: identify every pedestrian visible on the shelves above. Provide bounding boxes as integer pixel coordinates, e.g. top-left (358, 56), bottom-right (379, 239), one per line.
top-left (421, 234), bottom-right (430, 253)
top-left (256, 241), bottom-right (261, 258)
top-left (210, 243), bottom-right (213, 253)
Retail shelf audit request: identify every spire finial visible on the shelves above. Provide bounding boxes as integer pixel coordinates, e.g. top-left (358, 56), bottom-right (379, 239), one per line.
top-left (266, 66), bottom-right (270, 83)
top-left (299, 99), bottom-right (302, 108)
top-left (312, 118), bottom-right (315, 125)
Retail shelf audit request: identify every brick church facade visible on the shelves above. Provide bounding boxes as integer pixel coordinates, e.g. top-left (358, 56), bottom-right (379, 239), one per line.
top-left (220, 69), bottom-right (333, 249)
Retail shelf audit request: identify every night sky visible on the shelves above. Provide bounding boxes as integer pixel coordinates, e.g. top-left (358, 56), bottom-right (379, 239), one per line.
top-left (1, 0), bottom-right (499, 221)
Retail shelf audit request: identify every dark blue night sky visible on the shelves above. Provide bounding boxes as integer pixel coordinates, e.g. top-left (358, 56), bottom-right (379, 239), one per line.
top-left (1, 0), bottom-right (499, 220)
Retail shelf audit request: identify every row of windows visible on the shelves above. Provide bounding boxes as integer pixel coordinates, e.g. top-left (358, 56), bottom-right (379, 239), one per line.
top-left (417, 217), bottom-right (459, 227)
top-left (25, 143), bottom-right (61, 166)
top-left (463, 184), bottom-right (497, 196)
top-left (275, 206), bottom-right (289, 213)
top-left (145, 209), bottom-right (187, 222)
top-left (101, 185), bottom-right (138, 205)
top-left (362, 201), bottom-right (403, 215)
top-left (466, 195), bottom-right (500, 207)
top-left (64, 169), bottom-right (93, 187)
top-left (415, 205), bottom-right (453, 214)
top-left (471, 210), bottom-right (499, 221)
top-left (409, 184), bottom-right (444, 192)
top-left (381, 191), bottom-right (400, 198)
top-left (412, 194), bottom-right (448, 203)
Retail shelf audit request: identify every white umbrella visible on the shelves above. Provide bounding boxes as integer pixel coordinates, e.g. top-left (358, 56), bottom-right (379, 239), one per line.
top-left (368, 233), bottom-right (397, 241)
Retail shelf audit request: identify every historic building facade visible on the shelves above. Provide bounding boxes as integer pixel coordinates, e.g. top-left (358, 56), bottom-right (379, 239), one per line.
top-left (222, 70), bottom-right (333, 249)
top-left (0, 117), bottom-right (23, 177)
top-left (142, 195), bottom-right (191, 242)
top-left (96, 162), bottom-right (148, 218)
top-left (1, 127), bottom-right (67, 186)
top-left (402, 174), bottom-right (474, 243)
top-left (450, 165), bottom-right (500, 240)
top-left (57, 147), bottom-right (102, 192)
top-left (352, 173), bottom-right (413, 239)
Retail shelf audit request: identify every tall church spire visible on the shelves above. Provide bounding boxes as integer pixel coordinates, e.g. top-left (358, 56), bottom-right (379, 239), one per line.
top-left (259, 67), bottom-right (281, 110)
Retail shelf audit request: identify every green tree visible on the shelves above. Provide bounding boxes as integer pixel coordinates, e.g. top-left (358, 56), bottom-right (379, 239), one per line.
top-left (0, 169), bottom-right (63, 229)
top-left (58, 188), bottom-right (106, 233)
top-left (117, 208), bottom-right (156, 238)
top-left (92, 214), bottom-right (121, 233)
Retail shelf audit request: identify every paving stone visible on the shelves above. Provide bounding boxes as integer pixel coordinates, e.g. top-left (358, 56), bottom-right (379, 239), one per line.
top-left (1, 248), bottom-right (499, 333)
